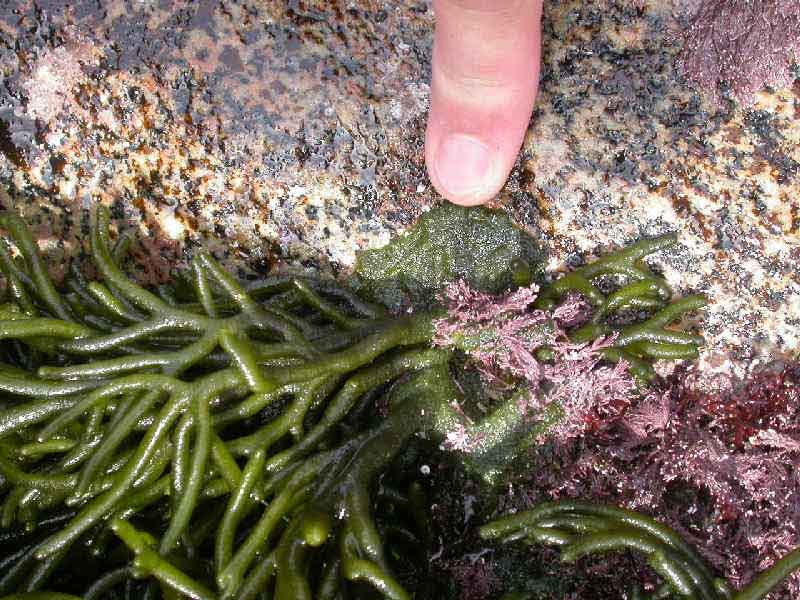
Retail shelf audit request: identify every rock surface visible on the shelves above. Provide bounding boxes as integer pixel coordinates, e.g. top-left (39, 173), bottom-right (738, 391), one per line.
top-left (0, 0), bottom-right (797, 376)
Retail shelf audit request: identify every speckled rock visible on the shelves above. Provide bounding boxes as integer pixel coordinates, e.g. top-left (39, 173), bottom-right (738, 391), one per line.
top-left (0, 0), bottom-right (797, 377)
top-left (514, 0), bottom-right (799, 376)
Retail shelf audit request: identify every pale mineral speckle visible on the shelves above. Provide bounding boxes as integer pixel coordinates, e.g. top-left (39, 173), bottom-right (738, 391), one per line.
top-left (22, 42), bottom-right (96, 122)
top-left (161, 211), bottom-right (186, 240)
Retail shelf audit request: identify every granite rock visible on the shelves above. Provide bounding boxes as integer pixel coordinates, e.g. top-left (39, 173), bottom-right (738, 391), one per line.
top-left (0, 0), bottom-right (797, 377)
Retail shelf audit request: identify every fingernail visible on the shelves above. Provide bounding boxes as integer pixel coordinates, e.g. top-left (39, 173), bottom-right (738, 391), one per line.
top-left (433, 134), bottom-right (494, 198)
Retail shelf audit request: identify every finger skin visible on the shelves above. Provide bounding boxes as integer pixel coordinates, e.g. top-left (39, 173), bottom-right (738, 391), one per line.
top-left (425, 0), bottom-right (543, 206)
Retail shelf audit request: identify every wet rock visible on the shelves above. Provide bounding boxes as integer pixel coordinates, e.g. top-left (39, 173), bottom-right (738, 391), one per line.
top-left (0, 0), bottom-right (797, 376)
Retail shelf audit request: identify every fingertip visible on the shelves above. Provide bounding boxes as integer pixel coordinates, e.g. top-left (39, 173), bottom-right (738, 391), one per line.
top-left (425, 133), bottom-right (506, 206)
top-left (424, 0), bottom-right (543, 207)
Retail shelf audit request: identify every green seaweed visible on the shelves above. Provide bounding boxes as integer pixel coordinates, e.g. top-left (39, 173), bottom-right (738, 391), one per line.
top-left (0, 203), bottom-right (704, 598)
top-left (481, 501), bottom-right (800, 600)
top-left (355, 203), bottom-right (545, 309)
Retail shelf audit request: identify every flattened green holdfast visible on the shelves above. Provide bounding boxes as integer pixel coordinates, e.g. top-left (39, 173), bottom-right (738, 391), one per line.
top-left (0, 203), bottom-right (703, 599)
top-left (480, 501), bottom-right (800, 600)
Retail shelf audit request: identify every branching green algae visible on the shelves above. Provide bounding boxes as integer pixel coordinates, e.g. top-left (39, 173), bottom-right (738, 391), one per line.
top-left (0, 203), bottom-right (705, 598)
top-left (481, 501), bottom-right (800, 600)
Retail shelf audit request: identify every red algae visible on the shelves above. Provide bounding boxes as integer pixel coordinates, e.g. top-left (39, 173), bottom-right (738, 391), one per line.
top-left (678, 0), bottom-right (800, 104)
top-left (518, 362), bottom-right (800, 597)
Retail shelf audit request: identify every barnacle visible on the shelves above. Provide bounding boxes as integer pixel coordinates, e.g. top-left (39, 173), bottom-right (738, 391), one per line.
top-left (480, 501), bottom-right (800, 600)
top-left (0, 203), bottom-right (704, 598)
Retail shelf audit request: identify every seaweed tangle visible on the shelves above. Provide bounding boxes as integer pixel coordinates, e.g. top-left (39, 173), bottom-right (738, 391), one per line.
top-left (480, 501), bottom-right (800, 600)
top-left (0, 204), bottom-right (704, 598)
